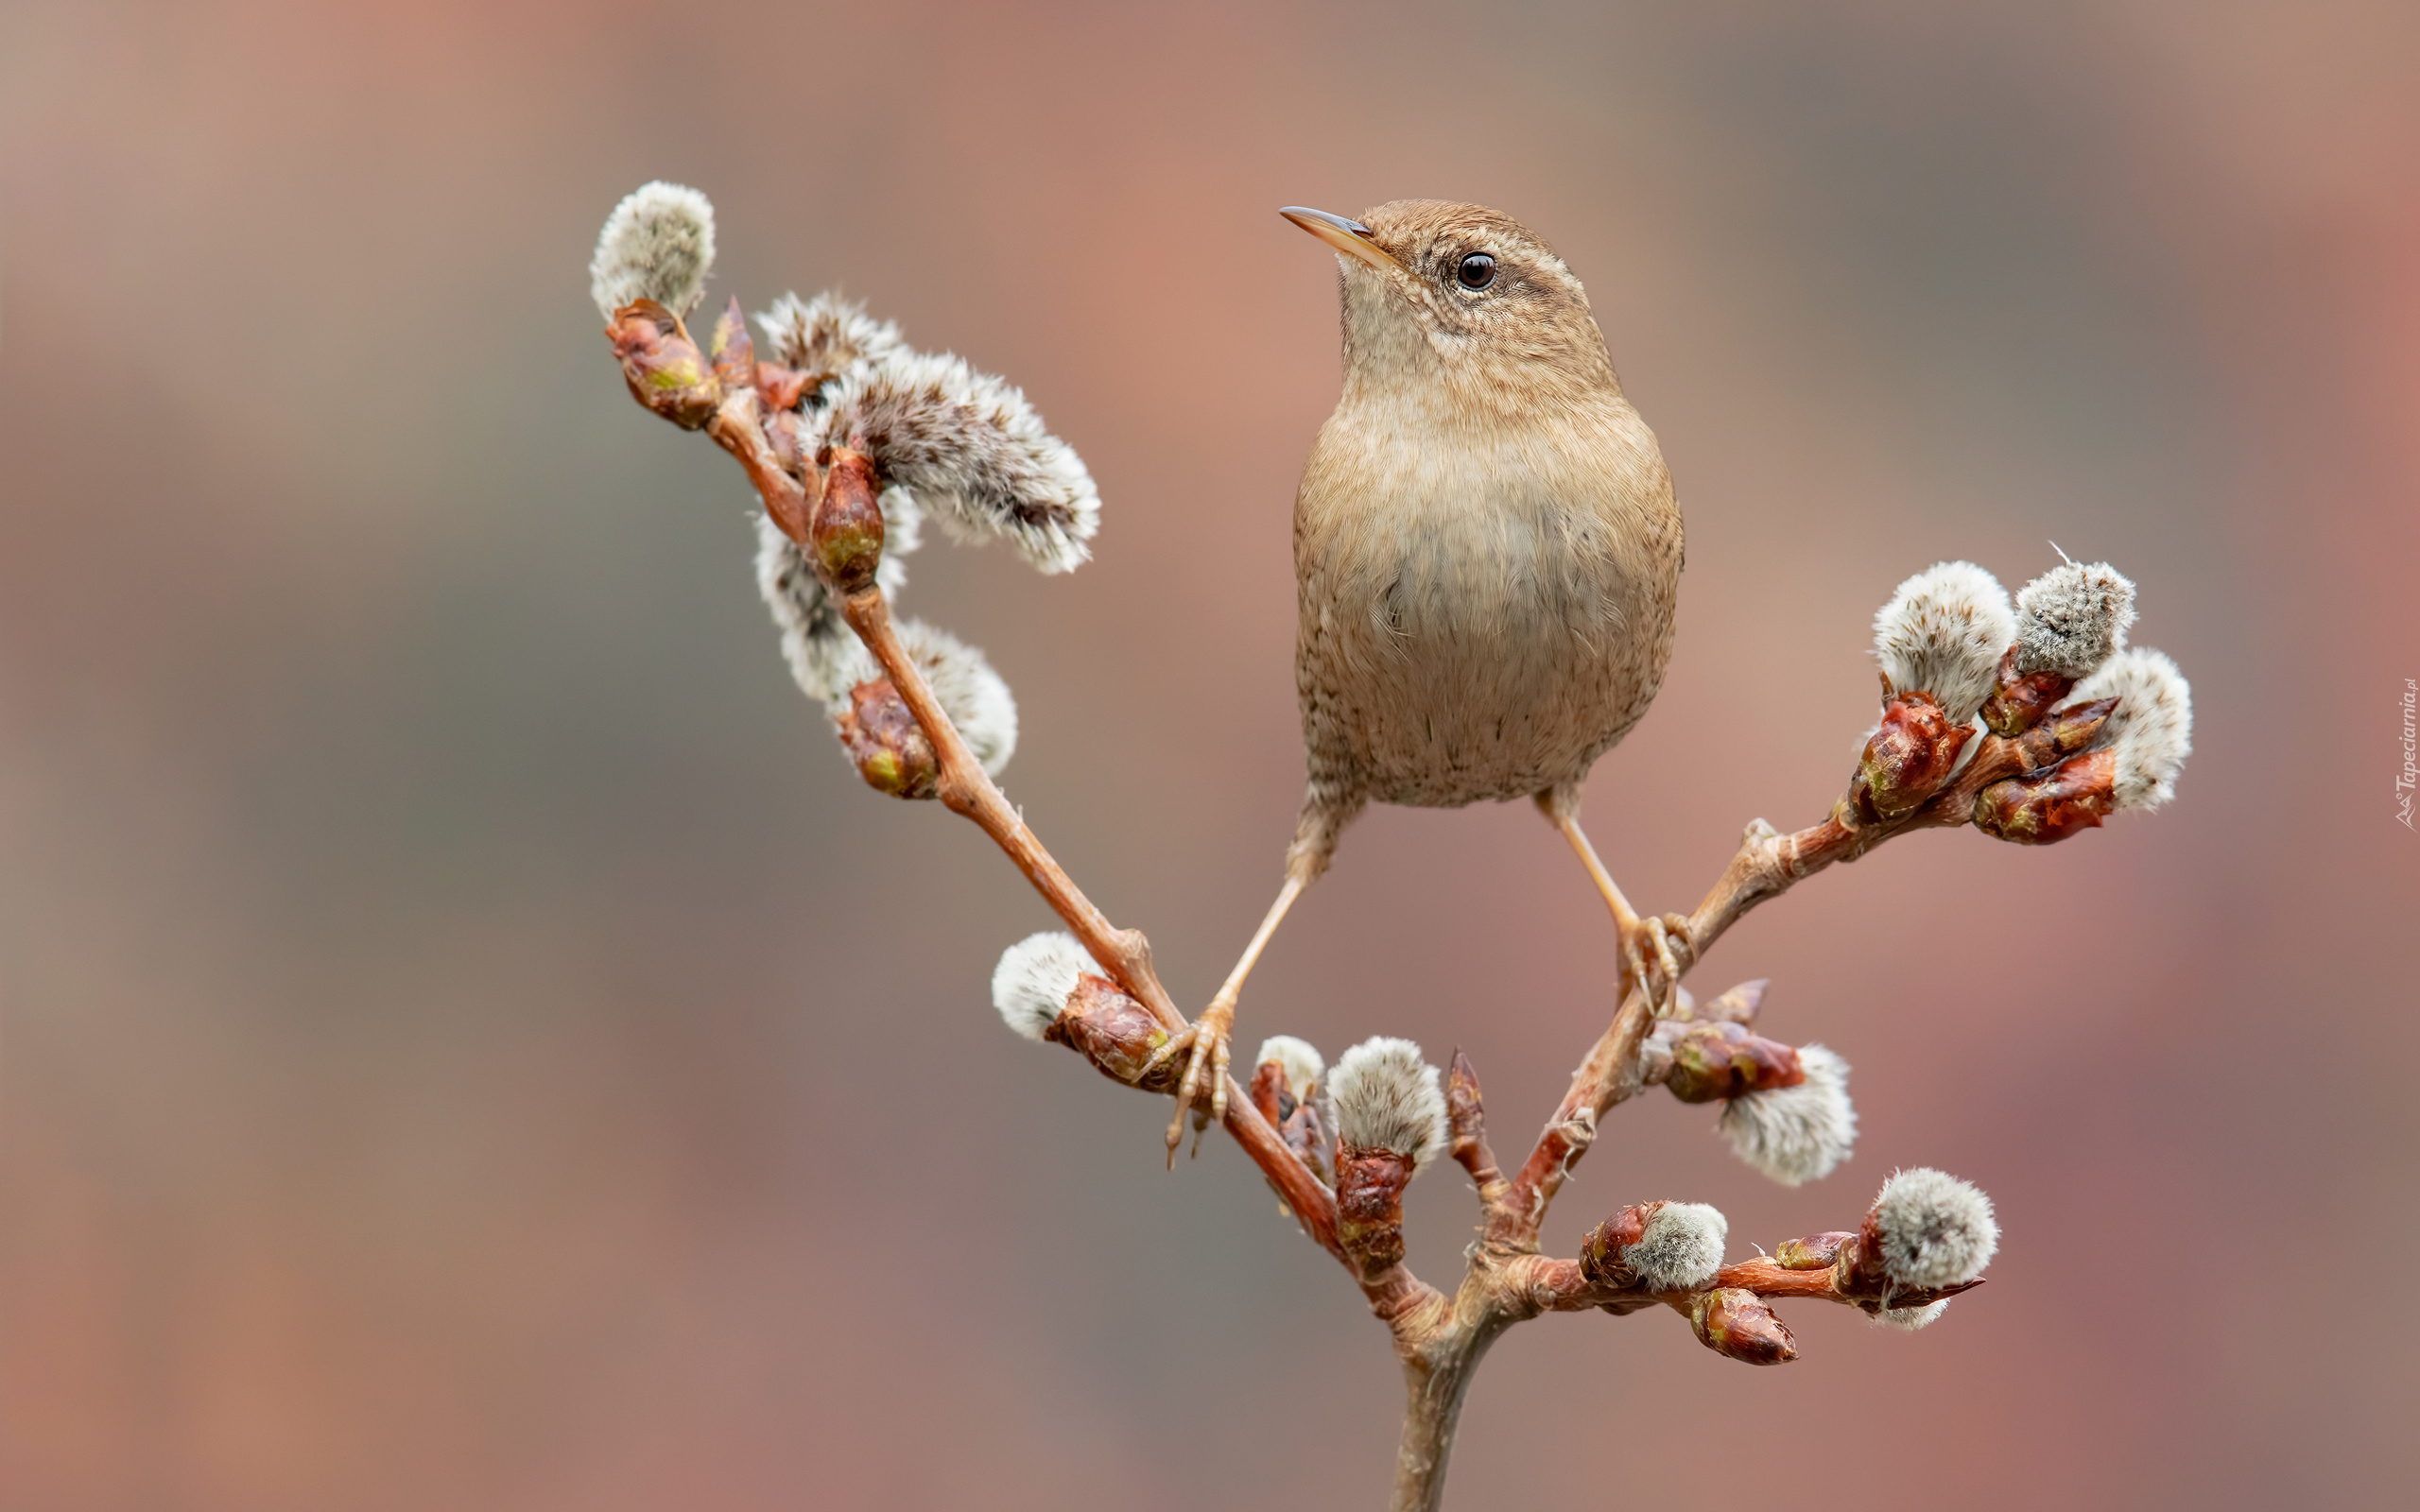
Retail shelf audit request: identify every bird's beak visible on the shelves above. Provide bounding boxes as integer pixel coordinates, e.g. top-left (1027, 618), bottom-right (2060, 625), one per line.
top-left (1280, 206), bottom-right (1401, 273)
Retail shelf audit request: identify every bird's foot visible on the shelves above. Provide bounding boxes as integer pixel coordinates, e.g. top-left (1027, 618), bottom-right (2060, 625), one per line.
top-left (1142, 994), bottom-right (1235, 1167)
top-left (1623, 913), bottom-right (1697, 1020)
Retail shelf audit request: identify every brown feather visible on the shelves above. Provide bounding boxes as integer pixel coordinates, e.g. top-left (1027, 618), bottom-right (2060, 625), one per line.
top-left (1286, 200), bottom-right (1684, 879)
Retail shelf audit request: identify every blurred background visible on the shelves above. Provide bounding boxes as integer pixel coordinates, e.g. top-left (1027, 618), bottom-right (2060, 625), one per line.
top-left (4, 1), bottom-right (2416, 1507)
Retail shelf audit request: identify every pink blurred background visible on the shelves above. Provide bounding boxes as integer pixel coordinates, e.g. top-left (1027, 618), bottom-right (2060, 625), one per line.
top-left (5, 2), bottom-right (2416, 1507)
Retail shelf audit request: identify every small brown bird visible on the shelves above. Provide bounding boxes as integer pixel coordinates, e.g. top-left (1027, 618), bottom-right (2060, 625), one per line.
top-left (1149, 200), bottom-right (1688, 1157)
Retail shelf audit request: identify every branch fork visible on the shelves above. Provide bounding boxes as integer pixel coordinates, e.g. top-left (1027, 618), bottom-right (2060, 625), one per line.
top-left (592, 188), bottom-right (2187, 1511)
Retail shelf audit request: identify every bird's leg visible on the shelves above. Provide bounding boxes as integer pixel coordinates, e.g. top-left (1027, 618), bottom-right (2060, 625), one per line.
top-left (1145, 872), bottom-right (1307, 1165)
top-left (1539, 794), bottom-right (1692, 1017)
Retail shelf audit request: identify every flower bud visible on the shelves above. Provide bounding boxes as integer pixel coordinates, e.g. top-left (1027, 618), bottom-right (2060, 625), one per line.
top-left (707, 295), bottom-right (755, 392)
top-left (1973, 747), bottom-right (2118, 844)
top-left (1329, 1038), bottom-right (1446, 1172)
top-left (992, 932), bottom-right (1092, 1041)
top-left (590, 181), bottom-right (715, 319)
top-left (2066, 647), bottom-right (2194, 813)
top-left (2014, 559), bottom-right (2135, 679)
top-left (1831, 1168), bottom-right (1997, 1310)
top-left (1629, 1202), bottom-right (1726, 1291)
top-left (1579, 1203), bottom-right (1654, 1290)
top-left (1773, 1232), bottom-right (1855, 1270)
top-left (1579, 1200), bottom-right (1726, 1293)
top-left (1663, 1022), bottom-right (1805, 1104)
top-left (1335, 1144), bottom-right (1414, 1279)
top-left (2012, 696), bottom-right (2116, 768)
top-left (1868, 1167), bottom-right (1997, 1290)
top-left (1851, 691), bottom-right (1975, 821)
top-left (605, 299), bottom-right (721, 430)
top-left (1327, 1036), bottom-right (1445, 1277)
top-left (1443, 1045), bottom-right (1485, 1140)
top-left (812, 447), bottom-right (887, 596)
top-left (1252, 1036), bottom-right (1332, 1185)
top-left (1831, 1228), bottom-right (1890, 1297)
top-left (1719, 1045), bottom-right (1856, 1186)
top-left (833, 677), bottom-right (938, 799)
top-left (1872, 560), bottom-right (2015, 723)
top-left (1441, 1046), bottom-right (1503, 1196)
top-left (1253, 1035), bottom-right (1321, 1103)
top-left (1689, 1288), bottom-right (1797, 1366)
top-left (1979, 645), bottom-right (2074, 737)
top-left (1044, 975), bottom-right (1181, 1093)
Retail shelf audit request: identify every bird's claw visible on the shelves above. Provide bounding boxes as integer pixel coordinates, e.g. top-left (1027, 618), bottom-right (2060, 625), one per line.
top-left (1624, 913), bottom-right (1695, 1020)
top-left (1143, 996), bottom-right (1234, 1166)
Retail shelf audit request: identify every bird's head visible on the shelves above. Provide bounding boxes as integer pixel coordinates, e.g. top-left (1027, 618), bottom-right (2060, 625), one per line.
top-left (1281, 199), bottom-right (1620, 418)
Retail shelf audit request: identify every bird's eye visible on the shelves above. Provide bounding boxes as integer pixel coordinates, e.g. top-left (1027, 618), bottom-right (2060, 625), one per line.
top-left (1455, 253), bottom-right (1496, 290)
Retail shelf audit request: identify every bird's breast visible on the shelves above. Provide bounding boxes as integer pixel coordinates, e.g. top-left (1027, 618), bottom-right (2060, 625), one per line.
top-left (1294, 395), bottom-right (1682, 806)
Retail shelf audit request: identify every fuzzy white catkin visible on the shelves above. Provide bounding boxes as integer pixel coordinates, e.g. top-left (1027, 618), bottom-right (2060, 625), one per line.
top-left (1328, 1038), bottom-right (1448, 1171)
top-left (1873, 561), bottom-right (2017, 722)
top-left (1872, 1300), bottom-right (1949, 1332)
top-left (1873, 1168), bottom-right (1998, 1289)
top-left (752, 512), bottom-right (915, 703)
top-left (1717, 1044), bottom-right (1856, 1186)
top-left (755, 291), bottom-right (908, 399)
top-left (992, 932), bottom-right (1094, 1041)
top-left (1623, 1202), bottom-right (1727, 1292)
top-left (753, 521), bottom-right (1018, 776)
top-left (2014, 560), bottom-right (2135, 679)
top-left (890, 618), bottom-right (1018, 777)
top-left (2065, 646), bottom-right (2193, 812)
top-left (875, 485), bottom-right (926, 558)
top-left (589, 181), bottom-right (717, 319)
top-left (814, 350), bottom-right (1101, 574)
top-left (1254, 1035), bottom-right (1324, 1104)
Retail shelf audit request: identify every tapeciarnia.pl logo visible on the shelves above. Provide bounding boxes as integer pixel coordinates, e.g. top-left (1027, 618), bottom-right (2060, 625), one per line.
top-left (2400, 679), bottom-right (2416, 831)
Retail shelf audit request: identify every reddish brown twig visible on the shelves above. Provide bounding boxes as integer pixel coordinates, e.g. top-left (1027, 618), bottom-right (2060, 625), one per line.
top-left (850, 568), bottom-right (1343, 1254)
top-left (1714, 1255), bottom-right (1981, 1310)
top-left (1445, 1048), bottom-right (1512, 1223)
top-left (692, 384), bottom-right (1358, 1268)
top-left (1500, 701), bottom-right (2110, 1245)
top-left (670, 385), bottom-right (2000, 1505)
top-left (598, 301), bottom-right (2048, 1512)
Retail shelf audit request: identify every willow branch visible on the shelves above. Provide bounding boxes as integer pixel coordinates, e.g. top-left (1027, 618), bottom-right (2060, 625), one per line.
top-left (842, 583), bottom-right (1358, 1260)
top-left (1491, 1252), bottom-right (1976, 1314)
top-left (1714, 1256), bottom-right (1981, 1310)
top-left (695, 389), bottom-right (1347, 1263)
top-left (1502, 716), bottom-right (2085, 1244)
top-left (581, 216), bottom-right (2140, 1512)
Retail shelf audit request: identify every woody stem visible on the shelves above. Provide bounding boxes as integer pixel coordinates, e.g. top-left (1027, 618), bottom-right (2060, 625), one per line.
top-left (837, 574), bottom-right (1340, 1254)
top-left (703, 390), bottom-right (1343, 1259)
top-left (1503, 725), bottom-right (2056, 1244)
